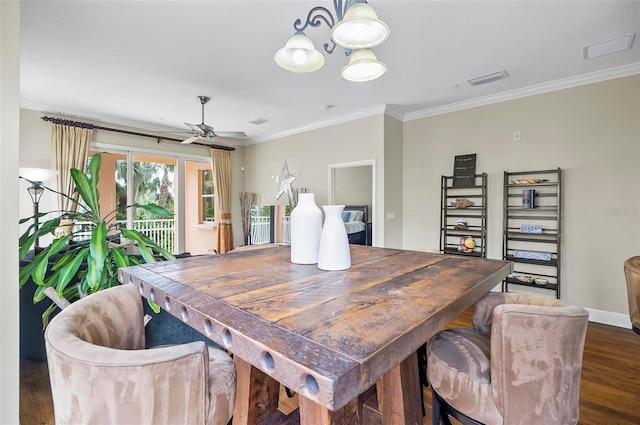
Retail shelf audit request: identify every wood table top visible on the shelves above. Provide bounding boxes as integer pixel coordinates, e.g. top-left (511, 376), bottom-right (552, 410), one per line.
top-left (119, 245), bottom-right (510, 411)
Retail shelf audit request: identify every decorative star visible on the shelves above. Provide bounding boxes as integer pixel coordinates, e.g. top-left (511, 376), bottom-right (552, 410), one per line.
top-left (272, 160), bottom-right (299, 207)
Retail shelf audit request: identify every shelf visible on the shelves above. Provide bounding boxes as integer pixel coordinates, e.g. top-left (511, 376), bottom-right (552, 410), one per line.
top-left (503, 168), bottom-right (561, 298)
top-left (505, 233), bottom-right (558, 243)
top-left (446, 206), bottom-right (484, 210)
top-left (444, 230), bottom-right (485, 236)
top-left (443, 247), bottom-right (484, 257)
top-left (441, 173), bottom-right (488, 259)
top-left (505, 255), bottom-right (557, 267)
top-left (505, 214), bottom-right (558, 220)
top-left (506, 206), bottom-right (557, 211)
top-left (503, 277), bottom-right (558, 291)
top-left (505, 182), bottom-right (558, 188)
top-left (445, 194), bottom-right (484, 199)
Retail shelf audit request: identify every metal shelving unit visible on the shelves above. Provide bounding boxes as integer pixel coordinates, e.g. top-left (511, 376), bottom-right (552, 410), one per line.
top-left (503, 168), bottom-right (562, 298)
top-left (440, 173), bottom-right (487, 258)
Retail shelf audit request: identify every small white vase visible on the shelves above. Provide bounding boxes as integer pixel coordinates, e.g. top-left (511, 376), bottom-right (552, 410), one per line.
top-left (290, 193), bottom-right (323, 264)
top-left (318, 205), bottom-right (351, 271)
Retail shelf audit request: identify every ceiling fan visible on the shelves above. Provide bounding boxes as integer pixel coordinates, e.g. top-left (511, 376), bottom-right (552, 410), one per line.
top-left (180, 95), bottom-right (246, 145)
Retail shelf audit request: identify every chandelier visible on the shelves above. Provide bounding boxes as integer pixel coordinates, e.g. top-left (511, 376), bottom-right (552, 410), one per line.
top-left (274, 0), bottom-right (390, 82)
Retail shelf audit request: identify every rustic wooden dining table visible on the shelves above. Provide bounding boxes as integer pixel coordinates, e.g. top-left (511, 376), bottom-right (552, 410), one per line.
top-left (118, 245), bottom-right (510, 425)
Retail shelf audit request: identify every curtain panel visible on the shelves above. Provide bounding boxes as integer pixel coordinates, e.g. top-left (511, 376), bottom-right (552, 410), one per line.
top-left (51, 123), bottom-right (93, 212)
top-left (211, 149), bottom-right (233, 253)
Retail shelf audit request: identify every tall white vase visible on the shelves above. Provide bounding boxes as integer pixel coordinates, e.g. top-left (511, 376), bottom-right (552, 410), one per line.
top-left (290, 193), bottom-right (322, 264)
top-left (318, 205), bottom-right (351, 271)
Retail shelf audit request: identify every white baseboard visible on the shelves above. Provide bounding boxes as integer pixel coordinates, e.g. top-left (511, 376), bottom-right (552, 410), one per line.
top-left (586, 308), bottom-right (632, 329)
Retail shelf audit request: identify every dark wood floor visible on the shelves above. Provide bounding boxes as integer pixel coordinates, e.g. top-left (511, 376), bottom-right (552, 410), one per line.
top-left (20, 309), bottom-right (640, 425)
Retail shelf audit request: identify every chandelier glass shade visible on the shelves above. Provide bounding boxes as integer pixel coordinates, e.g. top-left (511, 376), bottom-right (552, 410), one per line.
top-left (274, 1), bottom-right (389, 82)
top-left (330, 3), bottom-right (390, 50)
top-left (341, 48), bottom-right (387, 82)
top-left (274, 32), bottom-right (326, 73)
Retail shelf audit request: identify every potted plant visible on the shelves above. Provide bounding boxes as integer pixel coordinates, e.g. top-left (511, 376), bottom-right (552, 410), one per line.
top-left (19, 153), bottom-right (175, 331)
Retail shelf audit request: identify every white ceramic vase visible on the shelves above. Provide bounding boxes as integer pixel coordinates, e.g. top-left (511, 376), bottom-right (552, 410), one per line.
top-left (290, 193), bottom-right (323, 264)
top-left (317, 205), bottom-right (351, 271)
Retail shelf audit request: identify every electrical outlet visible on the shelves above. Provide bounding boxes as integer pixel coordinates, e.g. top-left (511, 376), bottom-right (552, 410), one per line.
top-left (513, 131), bottom-right (521, 141)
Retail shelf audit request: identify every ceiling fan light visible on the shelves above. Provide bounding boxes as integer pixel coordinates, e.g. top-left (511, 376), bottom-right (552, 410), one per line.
top-left (331, 3), bottom-right (390, 50)
top-left (274, 32), bottom-right (325, 73)
top-left (341, 49), bottom-right (387, 82)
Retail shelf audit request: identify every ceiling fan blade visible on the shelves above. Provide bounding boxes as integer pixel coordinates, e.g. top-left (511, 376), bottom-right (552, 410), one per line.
top-left (215, 131), bottom-right (247, 138)
top-left (184, 122), bottom-right (203, 133)
top-left (181, 135), bottom-right (201, 144)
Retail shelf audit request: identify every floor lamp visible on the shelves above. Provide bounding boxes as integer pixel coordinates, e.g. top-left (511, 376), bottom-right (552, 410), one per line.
top-left (20, 167), bottom-right (57, 253)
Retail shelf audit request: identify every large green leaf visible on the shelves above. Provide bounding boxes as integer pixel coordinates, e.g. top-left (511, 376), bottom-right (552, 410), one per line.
top-left (19, 260), bottom-right (37, 287)
top-left (31, 237), bottom-right (68, 284)
top-left (111, 247), bottom-right (130, 269)
top-left (19, 217), bottom-right (63, 260)
top-left (88, 153), bottom-right (101, 186)
top-left (41, 303), bottom-right (58, 329)
top-left (56, 248), bottom-right (89, 297)
top-left (120, 227), bottom-right (175, 261)
top-left (133, 203), bottom-right (174, 218)
top-left (88, 155), bottom-right (101, 208)
top-left (70, 168), bottom-right (100, 217)
top-left (119, 228), bottom-right (156, 263)
top-left (89, 221), bottom-right (107, 265)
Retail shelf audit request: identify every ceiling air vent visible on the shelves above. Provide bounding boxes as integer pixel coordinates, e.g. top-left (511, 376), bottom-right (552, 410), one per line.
top-left (249, 117), bottom-right (269, 125)
top-left (467, 69), bottom-right (509, 86)
top-left (583, 34), bottom-right (635, 60)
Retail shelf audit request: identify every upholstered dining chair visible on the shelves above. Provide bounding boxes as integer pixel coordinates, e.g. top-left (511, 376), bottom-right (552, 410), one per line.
top-left (45, 283), bottom-right (236, 425)
top-left (427, 292), bottom-right (589, 425)
top-left (624, 256), bottom-right (640, 335)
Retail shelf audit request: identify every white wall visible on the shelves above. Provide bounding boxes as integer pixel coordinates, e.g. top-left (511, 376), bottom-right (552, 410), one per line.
top-left (403, 75), bottom-right (640, 316)
top-left (1, 1), bottom-right (21, 422)
top-left (383, 114), bottom-right (404, 249)
top-left (241, 115), bottom-right (386, 245)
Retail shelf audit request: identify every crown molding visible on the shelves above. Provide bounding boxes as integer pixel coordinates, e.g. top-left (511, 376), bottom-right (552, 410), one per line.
top-left (404, 62), bottom-right (640, 121)
top-left (247, 104), bottom-right (387, 145)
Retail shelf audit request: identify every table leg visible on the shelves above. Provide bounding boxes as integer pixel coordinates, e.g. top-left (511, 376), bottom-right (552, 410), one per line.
top-left (376, 351), bottom-right (423, 425)
top-left (299, 395), bottom-right (360, 425)
top-left (233, 356), bottom-right (281, 425)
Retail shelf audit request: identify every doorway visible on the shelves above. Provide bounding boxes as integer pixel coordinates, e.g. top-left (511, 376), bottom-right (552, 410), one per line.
top-left (328, 159), bottom-right (376, 246)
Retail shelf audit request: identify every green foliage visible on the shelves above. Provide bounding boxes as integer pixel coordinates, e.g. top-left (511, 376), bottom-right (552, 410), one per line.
top-left (115, 159), bottom-right (175, 221)
top-left (19, 153), bottom-right (175, 327)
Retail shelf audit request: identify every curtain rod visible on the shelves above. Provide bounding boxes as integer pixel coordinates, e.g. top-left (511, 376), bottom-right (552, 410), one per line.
top-left (40, 116), bottom-right (235, 151)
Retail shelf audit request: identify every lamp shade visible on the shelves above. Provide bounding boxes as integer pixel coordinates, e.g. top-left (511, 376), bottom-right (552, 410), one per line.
top-left (341, 49), bottom-right (387, 82)
top-left (331, 3), bottom-right (390, 50)
top-left (274, 32), bottom-right (325, 73)
top-left (19, 167), bottom-right (57, 183)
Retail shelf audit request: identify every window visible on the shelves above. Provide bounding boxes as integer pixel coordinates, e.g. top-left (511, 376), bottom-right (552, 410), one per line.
top-left (200, 169), bottom-right (214, 223)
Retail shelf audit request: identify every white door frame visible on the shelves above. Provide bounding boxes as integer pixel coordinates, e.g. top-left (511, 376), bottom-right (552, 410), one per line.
top-left (328, 159), bottom-right (376, 245)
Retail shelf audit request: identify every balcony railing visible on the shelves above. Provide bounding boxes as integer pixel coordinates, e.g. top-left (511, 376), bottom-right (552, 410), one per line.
top-left (115, 219), bottom-right (175, 253)
top-left (250, 216), bottom-right (290, 245)
top-left (250, 216), bottom-right (271, 245)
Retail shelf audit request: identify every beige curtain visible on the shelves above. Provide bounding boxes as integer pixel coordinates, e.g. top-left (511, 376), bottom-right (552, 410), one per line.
top-left (211, 148), bottom-right (233, 253)
top-left (51, 123), bottom-right (93, 212)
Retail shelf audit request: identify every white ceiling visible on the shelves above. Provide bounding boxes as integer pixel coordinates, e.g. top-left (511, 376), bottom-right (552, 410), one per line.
top-left (20, 1), bottom-right (640, 146)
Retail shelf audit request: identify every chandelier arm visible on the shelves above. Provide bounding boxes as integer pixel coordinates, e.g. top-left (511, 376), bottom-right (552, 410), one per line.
top-left (293, 6), bottom-right (338, 54)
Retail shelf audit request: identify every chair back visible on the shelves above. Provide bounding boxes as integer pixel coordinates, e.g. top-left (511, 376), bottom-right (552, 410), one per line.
top-left (487, 294), bottom-right (589, 425)
top-left (45, 284), bottom-right (211, 425)
top-left (624, 256), bottom-right (640, 333)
